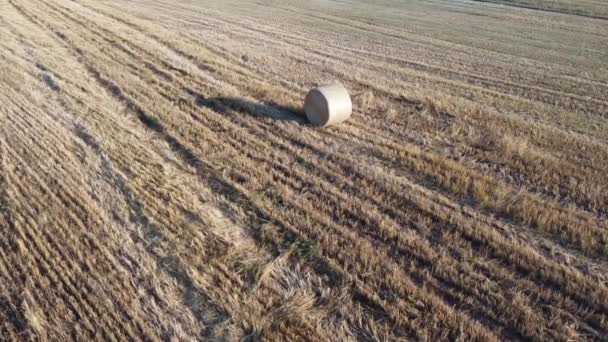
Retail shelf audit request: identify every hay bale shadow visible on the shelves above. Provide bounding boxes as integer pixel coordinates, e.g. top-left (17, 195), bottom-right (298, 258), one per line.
top-left (194, 95), bottom-right (308, 124)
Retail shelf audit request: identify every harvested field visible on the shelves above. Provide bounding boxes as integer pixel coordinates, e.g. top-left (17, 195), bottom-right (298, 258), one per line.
top-left (1, 0), bottom-right (607, 340)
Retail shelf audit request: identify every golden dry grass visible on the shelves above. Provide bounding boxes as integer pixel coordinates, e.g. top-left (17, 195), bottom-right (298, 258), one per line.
top-left (1, 0), bottom-right (607, 340)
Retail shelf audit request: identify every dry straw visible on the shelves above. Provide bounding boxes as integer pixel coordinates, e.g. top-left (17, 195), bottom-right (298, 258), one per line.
top-left (304, 84), bottom-right (352, 127)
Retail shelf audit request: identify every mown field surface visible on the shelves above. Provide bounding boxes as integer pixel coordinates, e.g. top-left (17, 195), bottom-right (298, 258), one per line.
top-left (1, 0), bottom-right (607, 340)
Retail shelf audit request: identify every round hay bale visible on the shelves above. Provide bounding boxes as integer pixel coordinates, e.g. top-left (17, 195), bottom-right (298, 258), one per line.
top-left (304, 84), bottom-right (352, 127)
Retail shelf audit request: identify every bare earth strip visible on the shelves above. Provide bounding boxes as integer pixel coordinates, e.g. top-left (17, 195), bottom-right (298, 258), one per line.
top-left (0, 0), bottom-right (607, 340)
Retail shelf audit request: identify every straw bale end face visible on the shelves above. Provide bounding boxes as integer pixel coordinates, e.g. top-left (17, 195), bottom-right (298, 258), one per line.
top-left (304, 84), bottom-right (352, 127)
